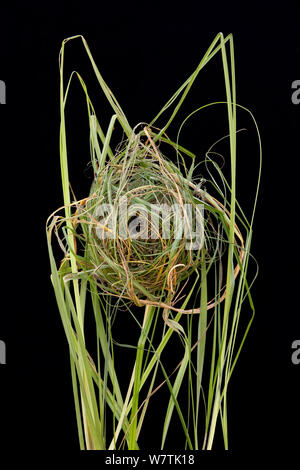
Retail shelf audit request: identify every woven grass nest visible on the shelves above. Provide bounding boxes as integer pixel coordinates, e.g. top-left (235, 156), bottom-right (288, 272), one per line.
top-left (74, 126), bottom-right (208, 307)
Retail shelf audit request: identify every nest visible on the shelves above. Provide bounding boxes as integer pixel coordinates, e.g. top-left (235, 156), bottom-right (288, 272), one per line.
top-left (75, 127), bottom-right (206, 306)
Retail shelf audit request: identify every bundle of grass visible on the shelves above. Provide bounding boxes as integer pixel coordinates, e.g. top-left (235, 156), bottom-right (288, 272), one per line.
top-left (47, 33), bottom-right (261, 450)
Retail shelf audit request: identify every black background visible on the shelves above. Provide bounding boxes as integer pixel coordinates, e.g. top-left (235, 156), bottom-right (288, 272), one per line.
top-left (0, 0), bottom-right (299, 458)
